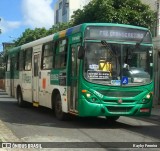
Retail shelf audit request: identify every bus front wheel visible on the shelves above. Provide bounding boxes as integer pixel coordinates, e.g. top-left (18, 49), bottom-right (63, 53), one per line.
top-left (55, 94), bottom-right (67, 120)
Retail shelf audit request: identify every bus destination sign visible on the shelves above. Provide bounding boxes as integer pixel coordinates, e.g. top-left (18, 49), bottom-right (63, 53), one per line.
top-left (85, 26), bottom-right (151, 43)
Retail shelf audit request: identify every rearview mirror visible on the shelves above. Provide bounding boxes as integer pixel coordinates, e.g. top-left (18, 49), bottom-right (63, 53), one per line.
top-left (78, 46), bottom-right (85, 59)
top-left (158, 50), bottom-right (160, 57)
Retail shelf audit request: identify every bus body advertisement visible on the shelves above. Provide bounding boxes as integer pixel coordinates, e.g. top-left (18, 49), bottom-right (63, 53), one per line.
top-left (5, 23), bottom-right (153, 121)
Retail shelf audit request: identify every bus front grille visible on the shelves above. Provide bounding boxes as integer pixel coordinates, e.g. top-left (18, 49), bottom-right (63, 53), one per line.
top-left (103, 100), bottom-right (136, 104)
top-left (106, 106), bottom-right (133, 112)
top-left (97, 90), bottom-right (142, 97)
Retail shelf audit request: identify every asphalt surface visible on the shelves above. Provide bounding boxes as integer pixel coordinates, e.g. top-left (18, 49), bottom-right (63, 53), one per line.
top-left (0, 89), bottom-right (160, 151)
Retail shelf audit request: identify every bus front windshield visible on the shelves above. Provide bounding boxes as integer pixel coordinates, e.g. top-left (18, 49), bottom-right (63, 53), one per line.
top-left (83, 42), bottom-right (153, 86)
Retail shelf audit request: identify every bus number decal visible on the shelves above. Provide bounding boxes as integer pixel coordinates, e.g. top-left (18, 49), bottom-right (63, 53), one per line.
top-left (93, 91), bottom-right (103, 98)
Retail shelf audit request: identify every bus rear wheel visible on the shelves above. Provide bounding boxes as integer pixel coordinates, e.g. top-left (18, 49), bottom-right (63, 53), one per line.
top-left (17, 90), bottom-right (26, 107)
top-left (55, 94), bottom-right (67, 120)
top-left (105, 116), bottom-right (120, 122)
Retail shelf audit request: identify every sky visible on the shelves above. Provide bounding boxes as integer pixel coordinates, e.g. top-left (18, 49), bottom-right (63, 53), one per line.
top-left (0, 0), bottom-right (57, 52)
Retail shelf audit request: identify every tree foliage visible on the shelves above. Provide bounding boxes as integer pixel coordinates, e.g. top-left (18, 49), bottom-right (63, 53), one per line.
top-left (47, 22), bottom-right (72, 35)
top-left (14, 28), bottom-right (47, 46)
top-left (71, 0), bottom-right (156, 29)
top-left (14, 0), bottom-right (156, 46)
top-left (14, 22), bottom-right (72, 46)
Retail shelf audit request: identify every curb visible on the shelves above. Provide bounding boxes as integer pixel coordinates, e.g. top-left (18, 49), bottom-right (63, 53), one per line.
top-left (0, 120), bottom-right (20, 142)
top-left (0, 120), bottom-right (28, 151)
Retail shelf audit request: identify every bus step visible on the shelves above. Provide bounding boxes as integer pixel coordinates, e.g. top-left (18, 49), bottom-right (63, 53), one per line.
top-left (33, 102), bottom-right (39, 107)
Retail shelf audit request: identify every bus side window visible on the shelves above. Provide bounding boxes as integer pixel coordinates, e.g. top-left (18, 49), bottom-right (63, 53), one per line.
top-left (19, 51), bottom-right (24, 71)
top-left (41, 42), bottom-right (53, 70)
top-left (24, 48), bottom-right (32, 71)
top-left (54, 39), bottom-right (67, 68)
top-left (16, 52), bottom-right (19, 70)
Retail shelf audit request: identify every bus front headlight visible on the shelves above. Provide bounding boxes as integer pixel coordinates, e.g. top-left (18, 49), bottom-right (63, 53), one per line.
top-left (82, 90), bottom-right (100, 103)
top-left (141, 93), bottom-right (152, 103)
top-left (146, 94), bottom-right (151, 99)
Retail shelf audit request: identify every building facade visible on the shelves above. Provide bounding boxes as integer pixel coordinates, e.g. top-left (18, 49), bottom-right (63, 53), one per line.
top-left (141, 0), bottom-right (157, 11)
top-left (54, 0), bottom-right (91, 24)
top-left (141, 0), bottom-right (160, 105)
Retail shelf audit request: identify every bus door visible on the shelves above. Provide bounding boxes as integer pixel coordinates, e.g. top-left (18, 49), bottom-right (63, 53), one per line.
top-left (69, 44), bottom-right (80, 112)
top-left (32, 52), bottom-right (40, 107)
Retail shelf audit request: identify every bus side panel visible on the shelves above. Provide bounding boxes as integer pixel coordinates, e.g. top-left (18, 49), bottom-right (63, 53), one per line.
top-left (39, 70), bottom-right (52, 108)
top-left (21, 71), bottom-right (32, 103)
top-left (49, 70), bottom-right (69, 113)
top-left (39, 69), bottom-right (69, 112)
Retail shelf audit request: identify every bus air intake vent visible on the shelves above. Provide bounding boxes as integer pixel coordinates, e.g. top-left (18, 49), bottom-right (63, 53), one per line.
top-left (97, 90), bottom-right (142, 97)
top-left (107, 106), bottom-right (132, 112)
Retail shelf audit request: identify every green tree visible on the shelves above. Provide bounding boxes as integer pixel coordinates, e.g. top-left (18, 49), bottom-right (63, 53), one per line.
top-left (14, 22), bottom-right (72, 46)
top-left (47, 22), bottom-right (72, 35)
top-left (71, 0), bottom-right (156, 30)
top-left (14, 28), bottom-right (47, 46)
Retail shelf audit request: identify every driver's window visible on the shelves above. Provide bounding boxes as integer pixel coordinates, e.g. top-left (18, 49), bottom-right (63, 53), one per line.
top-left (85, 44), bottom-right (99, 71)
top-left (85, 43), bottom-right (111, 70)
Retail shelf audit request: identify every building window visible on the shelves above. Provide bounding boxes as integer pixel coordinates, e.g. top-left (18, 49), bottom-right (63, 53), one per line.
top-left (59, 2), bottom-right (62, 9)
top-left (62, 0), bottom-right (68, 15)
top-left (56, 9), bottom-right (59, 24)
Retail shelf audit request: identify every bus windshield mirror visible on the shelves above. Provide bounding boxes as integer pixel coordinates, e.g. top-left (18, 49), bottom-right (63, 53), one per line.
top-left (78, 46), bottom-right (85, 59)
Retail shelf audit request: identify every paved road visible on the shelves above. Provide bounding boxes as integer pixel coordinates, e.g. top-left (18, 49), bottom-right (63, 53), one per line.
top-left (0, 91), bottom-right (160, 151)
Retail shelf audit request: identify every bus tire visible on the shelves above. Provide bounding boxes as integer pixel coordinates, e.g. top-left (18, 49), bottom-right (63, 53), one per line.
top-left (105, 116), bottom-right (120, 122)
top-left (17, 90), bottom-right (26, 107)
top-left (55, 93), bottom-right (66, 120)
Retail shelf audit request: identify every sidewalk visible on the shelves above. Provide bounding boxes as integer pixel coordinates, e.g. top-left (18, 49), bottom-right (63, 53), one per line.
top-left (0, 90), bottom-right (21, 151)
top-left (0, 89), bottom-right (33, 151)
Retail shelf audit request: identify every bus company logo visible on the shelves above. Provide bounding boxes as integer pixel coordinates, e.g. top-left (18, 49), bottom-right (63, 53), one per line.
top-left (117, 99), bottom-right (123, 104)
top-left (50, 74), bottom-right (58, 81)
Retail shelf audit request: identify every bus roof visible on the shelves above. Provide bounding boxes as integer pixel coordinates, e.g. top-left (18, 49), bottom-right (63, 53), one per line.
top-left (7, 23), bottom-right (150, 55)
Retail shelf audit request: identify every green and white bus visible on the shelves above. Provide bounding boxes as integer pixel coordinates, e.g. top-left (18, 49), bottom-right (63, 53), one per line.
top-left (5, 23), bottom-right (154, 120)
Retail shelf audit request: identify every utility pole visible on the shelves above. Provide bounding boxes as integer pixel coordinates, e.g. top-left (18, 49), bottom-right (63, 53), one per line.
top-left (157, 0), bottom-right (160, 36)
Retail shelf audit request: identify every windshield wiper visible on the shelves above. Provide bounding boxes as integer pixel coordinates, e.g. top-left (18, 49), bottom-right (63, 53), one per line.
top-left (101, 40), bottom-right (117, 58)
top-left (136, 31), bottom-right (149, 47)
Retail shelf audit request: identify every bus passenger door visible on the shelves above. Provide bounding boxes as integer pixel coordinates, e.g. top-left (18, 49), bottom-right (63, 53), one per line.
top-left (69, 44), bottom-right (80, 112)
top-left (32, 53), bottom-right (40, 106)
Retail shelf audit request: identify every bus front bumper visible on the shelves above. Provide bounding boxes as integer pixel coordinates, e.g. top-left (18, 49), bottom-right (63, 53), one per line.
top-left (78, 99), bottom-right (152, 117)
